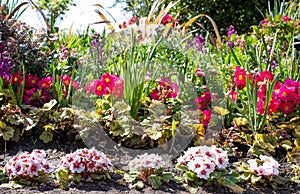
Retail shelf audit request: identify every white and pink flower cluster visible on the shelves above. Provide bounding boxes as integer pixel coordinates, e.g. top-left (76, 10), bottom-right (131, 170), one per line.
top-left (247, 155), bottom-right (279, 176)
top-left (4, 149), bottom-right (54, 179)
top-left (177, 145), bottom-right (229, 180)
top-left (58, 148), bottom-right (113, 174)
top-left (128, 153), bottom-right (166, 171)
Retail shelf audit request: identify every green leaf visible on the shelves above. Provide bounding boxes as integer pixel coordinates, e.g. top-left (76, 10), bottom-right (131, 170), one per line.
top-left (57, 169), bottom-right (69, 180)
top-left (291, 176), bottom-right (300, 184)
top-left (131, 180), bottom-right (144, 189)
top-left (272, 175), bottom-right (289, 185)
top-left (0, 181), bottom-right (23, 188)
top-left (39, 128), bottom-right (53, 143)
top-left (124, 173), bottom-right (137, 183)
top-left (42, 99), bottom-right (57, 111)
top-left (59, 180), bottom-right (69, 189)
top-left (0, 123), bottom-right (14, 141)
top-left (218, 177), bottom-right (244, 194)
top-left (161, 172), bottom-right (174, 182)
top-left (72, 174), bottom-right (81, 183)
top-left (90, 174), bottom-right (105, 180)
top-left (147, 175), bottom-right (162, 189)
top-left (185, 171), bottom-right (197, 182)
top-left (250, 174), bottom-right (262, 184)
top-left (176, 164), bottom-right (189, 172)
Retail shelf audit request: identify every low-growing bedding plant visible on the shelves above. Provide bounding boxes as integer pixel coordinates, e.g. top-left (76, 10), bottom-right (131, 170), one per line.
top-left (176, 145), bottom-right (244, 193)
top-left (3, 149), bottom-right (54, 186)
top-left (124, 153), bottom-right (175, 189)
top-left (235, 155), bottom-right (289, 189)
top-left (56, 148), bottom-right (113, 189)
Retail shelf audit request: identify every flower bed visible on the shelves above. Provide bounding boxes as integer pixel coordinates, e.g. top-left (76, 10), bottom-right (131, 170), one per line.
top-left (0, 0), bottom-right (300, 193)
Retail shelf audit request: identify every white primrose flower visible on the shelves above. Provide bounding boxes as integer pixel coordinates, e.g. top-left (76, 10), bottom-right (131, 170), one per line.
top-left (58, 148), bottom-right (113, 176)
top-left (247, 155), bottom-right (280, 176)
top-left (187, 156), bottom-right (215, 180)
top-left (69, 157), bottom-right (85, 174)
top-left (128, 153), bottom-right (166, 171)
top-left (177, 145), bottom-right (229, 180)
top-left (4, 149), bottom-right (53, 180)
top-left (259, 155), bottom-right (280, 168)
top-left (247, 159), bottom-right (258, 172)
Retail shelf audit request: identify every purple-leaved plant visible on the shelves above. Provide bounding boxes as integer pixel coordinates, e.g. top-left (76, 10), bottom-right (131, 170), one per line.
top-left (0, 41), bottom-right (12, 79)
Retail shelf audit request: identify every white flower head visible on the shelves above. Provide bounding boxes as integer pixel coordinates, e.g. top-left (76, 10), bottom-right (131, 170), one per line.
top-left (129, 153), bottom-right (166, 171)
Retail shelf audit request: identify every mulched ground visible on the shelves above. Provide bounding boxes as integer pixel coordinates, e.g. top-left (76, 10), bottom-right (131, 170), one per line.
top-left (0, 130), bottom-right (300, 194)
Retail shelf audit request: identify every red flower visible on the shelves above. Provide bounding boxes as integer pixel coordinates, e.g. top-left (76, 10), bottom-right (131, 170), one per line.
top-left (268, 98), bottom-right (280, 114)
top-left (38, 76), bottom-right (52, 89)
top-left (100, 73), bottom-right (118, 92)
top-left (128, 17), bottom-right (136, 25)
top-left (234, 66), bottom-right (247, 90)
top-left (281, 15), bottom-right (291, 22)
top-left (195, 68), bottom-right (205, 77)
top-left (280, 101), bottom-right (293, 114)
top-left (10, 71), bottom-right (23, 85)
top-left (25, 74), bottom-right (38, 87)
top-left (151, 89), bottom-right (160, 100)
top-left (229, 91), bottom-right (238, 102)
top-left (111, 79), bottom-right (124, 99)
top-left (195, 91), bottom-right (211, 110)
top-left (94, 80), bottom-right (108, 96)
top-left (202, 109), bottom-right (211, 123)
top-left (85, 79), bottom-right (98, 96)
top-left (161, 14), bottom-right (172, 25)
top-left (62, 74), bottom-right (71, 87)
top-left (72, 80), bottom-right (81, 89)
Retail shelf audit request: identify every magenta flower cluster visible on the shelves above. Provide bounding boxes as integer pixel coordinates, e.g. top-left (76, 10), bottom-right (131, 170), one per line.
top-left (233, 66), bottom-right (300, 115)
top-left (85, 73), bottom-right (124, 99)
top-left (150, 77), bottom-right (178, 101)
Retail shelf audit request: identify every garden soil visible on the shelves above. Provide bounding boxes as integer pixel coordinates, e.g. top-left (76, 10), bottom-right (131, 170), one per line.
top-left (0, 132), bottom-right (300, 194)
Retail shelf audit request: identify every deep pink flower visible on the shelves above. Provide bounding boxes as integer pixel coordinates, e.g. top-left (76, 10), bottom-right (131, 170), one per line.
top-left (25, 74), bottom-right (38, 87)
top-left (234, 66), bottom-right (247, 90)
top-left (100, 73), bottom-right (118, 92)
top-left (128, 17), bottom-right (136, 25)
top-left (281, 15), bottom-right (291, 22)
top-left (195, 68), bottom-right (205, 77)
top-left (260, 18), bottom-right (272, 27)
top-left (10, 71), bottom-right (23, 85)
top-left (111, 79), bottom-right (124, 99)
top-left (41, 90), bottom-right (51, 103)
top-left (72, 80), bottom-right (81, 89)
top-left (257, 100), bottom-right (266, 115)
top-left (38, 76), bottom-right (52, 89)
top-left (280, 101), bottom-right (293, 114)
top-left (195, 91), bottom-right (212, 110)
top-left (85, 79), bottom-right (98, 95)
top-left (229, 91), bottom-right (238, 102)
top-left (278, 85), bottom-right (294, 101)
top-left (202, 109), bottom-right (211, 123)
top-left (151, 89), bottom-right (160, 100)
top-left (23, 88), bottom-right (37, 104)
top-left (161, 14), bottom-right (172, 25)
top-left (61, 74), bottom-right (71, 87)
top-left (94, 80), bottom-right (108, 96)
